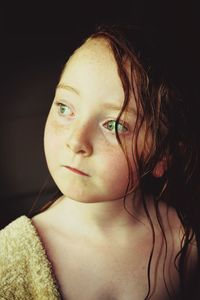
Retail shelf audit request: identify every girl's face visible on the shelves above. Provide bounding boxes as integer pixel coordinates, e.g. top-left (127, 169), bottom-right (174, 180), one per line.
top-left (44, 38), bottom-right (146, 203)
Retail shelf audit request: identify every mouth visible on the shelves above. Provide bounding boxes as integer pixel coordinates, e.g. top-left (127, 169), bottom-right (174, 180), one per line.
top-left (64, 166), bottom-right (89, 176)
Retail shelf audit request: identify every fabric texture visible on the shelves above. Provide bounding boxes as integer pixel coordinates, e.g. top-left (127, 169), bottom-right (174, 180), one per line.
top-left (0, 215), bottom-right (62, 299)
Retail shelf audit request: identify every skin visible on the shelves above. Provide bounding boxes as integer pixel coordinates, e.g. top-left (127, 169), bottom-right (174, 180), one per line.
top-left (43, 37), bottom-right (153, 230)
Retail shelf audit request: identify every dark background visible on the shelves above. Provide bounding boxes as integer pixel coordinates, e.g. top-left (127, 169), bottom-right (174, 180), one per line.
top-left (1, 1), bottom-right (200, 228)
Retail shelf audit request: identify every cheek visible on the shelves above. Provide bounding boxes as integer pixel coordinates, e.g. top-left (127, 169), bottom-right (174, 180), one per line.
top-left (98, 147), bottom-right (130, 187)
top-left (123, 124), bottom-right (152, 165)
top-left (44, 118), bottom-right (63, 167)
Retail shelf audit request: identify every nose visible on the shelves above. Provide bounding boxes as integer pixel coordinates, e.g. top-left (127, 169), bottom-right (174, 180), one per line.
top-left (65, 121), bottom-right (93, 156)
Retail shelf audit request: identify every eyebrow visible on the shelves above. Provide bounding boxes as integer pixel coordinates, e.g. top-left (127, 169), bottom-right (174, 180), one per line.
top-left (57, 83), bottom-right (80, 95)
top-left (102, 103), bottom-right (137, 115)
top-left (57, 83), bottom-right (137, 115)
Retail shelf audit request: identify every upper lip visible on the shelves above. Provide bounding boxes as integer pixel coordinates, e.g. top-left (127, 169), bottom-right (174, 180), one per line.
top-left (64, 165), bottom-right (89, 176)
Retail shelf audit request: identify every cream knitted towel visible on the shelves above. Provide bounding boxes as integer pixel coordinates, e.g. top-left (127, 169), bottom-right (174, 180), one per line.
top-left (0, 215), bottom-right (62, 300)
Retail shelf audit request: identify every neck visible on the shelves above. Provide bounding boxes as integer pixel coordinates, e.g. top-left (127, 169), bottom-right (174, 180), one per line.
top-left (47, 191), bottom-right (151, 239)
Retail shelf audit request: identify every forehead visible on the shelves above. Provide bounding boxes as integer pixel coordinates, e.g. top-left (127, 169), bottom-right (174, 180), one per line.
top-left (59, 39), bottom-right (122, 98)
top-left (67, 38), bottom-right (115, 66)
top-left (58, 38), bottom-right (137, 113)
top-left (61, 38), bottom-right (120, 84)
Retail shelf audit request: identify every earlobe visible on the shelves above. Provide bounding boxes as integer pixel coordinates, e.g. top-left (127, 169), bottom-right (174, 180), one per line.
top-left (152, 157), bottom-right (169, 178)
top-left (152, 163), bottom-right (165, 178)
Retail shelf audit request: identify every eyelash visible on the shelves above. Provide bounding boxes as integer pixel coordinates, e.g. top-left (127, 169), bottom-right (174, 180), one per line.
top-left (55, 102), bottom-right (129, 134)
top-left (55, 102), bottom-right (73, 117)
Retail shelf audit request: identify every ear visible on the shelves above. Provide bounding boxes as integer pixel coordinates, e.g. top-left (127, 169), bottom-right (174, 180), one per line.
top-left (152, 156), bottom-right (169, 178)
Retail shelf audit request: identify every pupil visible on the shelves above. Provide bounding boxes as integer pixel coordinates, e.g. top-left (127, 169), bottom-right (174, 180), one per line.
top-left (109, 121), bottom-right (115, 130)
top-left (61, 106), bottom-right (66, 113)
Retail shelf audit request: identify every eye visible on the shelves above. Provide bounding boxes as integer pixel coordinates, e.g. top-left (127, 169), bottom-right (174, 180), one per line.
top-left (55, 102), bottom-right (73, 117)
top-left (103, 120), bottom-right (128, 134)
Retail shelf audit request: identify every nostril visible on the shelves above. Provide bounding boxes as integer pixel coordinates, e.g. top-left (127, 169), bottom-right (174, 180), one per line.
top-left (65, 139), bottom-right (92, 156)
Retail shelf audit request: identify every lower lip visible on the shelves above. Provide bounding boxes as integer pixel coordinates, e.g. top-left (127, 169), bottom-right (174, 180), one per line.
top-left (64, 166), bottom-right (89, 176)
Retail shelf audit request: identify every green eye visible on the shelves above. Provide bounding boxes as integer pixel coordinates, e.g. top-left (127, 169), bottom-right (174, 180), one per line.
top-left (104, 120), bottom-right (128, 134)
top-left (56, 103), bottom-right (71, 116)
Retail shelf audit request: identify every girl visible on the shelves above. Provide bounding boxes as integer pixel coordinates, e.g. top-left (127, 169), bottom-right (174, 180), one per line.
top-left (0, 24), bottom-right (199, 300)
